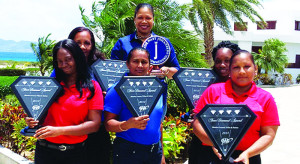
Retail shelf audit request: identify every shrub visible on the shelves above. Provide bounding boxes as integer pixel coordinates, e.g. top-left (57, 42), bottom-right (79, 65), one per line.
top-left (0, 76), bottom-right (18, 98)
top-left (282, 73), bottom-right (293, 85)
top-left (0, 68), bottom-right (26, 76)
top-left (297, 74), bottom-right (300, 84)
top-left (0, 103), bottom-right (36, 160)
top-left (255, 74), bottom-right (274, 85)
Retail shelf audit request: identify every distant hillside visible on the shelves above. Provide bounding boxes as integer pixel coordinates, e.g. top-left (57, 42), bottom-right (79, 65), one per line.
top-left (0, 39), bottom-right (35, 52)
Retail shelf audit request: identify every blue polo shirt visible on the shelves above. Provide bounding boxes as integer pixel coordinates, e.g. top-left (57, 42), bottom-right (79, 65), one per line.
top-left (104, 82), bottom-right (164, 145)
top-left (111, 31), bottom-right (180, 70)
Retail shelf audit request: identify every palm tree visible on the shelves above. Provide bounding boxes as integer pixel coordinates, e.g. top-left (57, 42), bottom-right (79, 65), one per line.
top-left (80, 0), bottom-right (207, 68)
top-left (188, 0), bottom-right (265, 65)
top-left (253, 38), bottom-right (288, 74)
top-left (30, 34), bottom-right (56, 76)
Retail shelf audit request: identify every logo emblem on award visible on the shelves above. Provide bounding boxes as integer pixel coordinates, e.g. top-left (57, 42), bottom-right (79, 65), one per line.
top-left (142, 36), bottom-right (170, 77)
top-left (92, 59), bottom-right (128, 91)
top-left (196, 104), bottom-right (257, 162)
top-left (173, 68), bottom-right (217, 109)
top-left (115, 76), bottom-right (166, 117)
top-left (10, 76), bottom-right (62, 136)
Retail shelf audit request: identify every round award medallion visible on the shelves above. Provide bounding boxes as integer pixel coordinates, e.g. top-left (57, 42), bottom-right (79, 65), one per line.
top-left (142, 36), bottom-right (171, 65)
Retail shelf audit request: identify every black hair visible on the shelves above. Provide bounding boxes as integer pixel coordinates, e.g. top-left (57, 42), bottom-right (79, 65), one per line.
top-left (53, 39), bottom-right (95, 99)
top-left (229, 49), bottom-right (255, 69)
top-left (68, 27), bottom-right (105, 65)
top-left (134, 3), bottom-right (154, 18)
top-left (212, 41), bottom-right (240, 61)
top-left (127, 47), bottom-right (150, 63)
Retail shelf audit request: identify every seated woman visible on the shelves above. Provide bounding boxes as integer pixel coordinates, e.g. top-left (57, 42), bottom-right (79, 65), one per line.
top-left (192, 50), bottom-right (280, 164)
top-left (104, 47), bottom-right (165, 164)
top-left (26, 39), bottom-right (103, 164)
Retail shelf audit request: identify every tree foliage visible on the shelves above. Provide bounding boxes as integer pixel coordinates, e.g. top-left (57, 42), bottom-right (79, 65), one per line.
top-left (30, 33), bottom-right (56, 76)
top-left (188, 0), bottom-right (266, 65)
top-left (253, 38), bottom-right (288, 74)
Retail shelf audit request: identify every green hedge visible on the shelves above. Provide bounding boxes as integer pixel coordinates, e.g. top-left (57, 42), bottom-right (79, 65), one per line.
top-left (0, 68), bottom-right (26, 76)
top-left (0, 76), bottom-right (18, 98)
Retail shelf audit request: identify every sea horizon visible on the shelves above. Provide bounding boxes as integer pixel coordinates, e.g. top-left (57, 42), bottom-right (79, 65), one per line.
top-left (0, 51), bottom-right (37, 62)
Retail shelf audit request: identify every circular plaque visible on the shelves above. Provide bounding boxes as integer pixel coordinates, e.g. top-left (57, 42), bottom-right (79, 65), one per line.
top-left (142, 36), bottom-right (171, 65)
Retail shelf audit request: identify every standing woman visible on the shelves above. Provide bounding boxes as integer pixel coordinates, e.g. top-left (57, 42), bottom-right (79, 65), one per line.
top-left (188, 41), bottom-right (240, 163)
top-left (192, 50), bottom-right (280, 164)
top-left (111, 3), bottom-right (180, 78)
top-left (105, 47), bottom-right (165, 164)
top-left (26, 39), bottom-right (103, 164)
top-left (50, 27), bottom-right (111, 164)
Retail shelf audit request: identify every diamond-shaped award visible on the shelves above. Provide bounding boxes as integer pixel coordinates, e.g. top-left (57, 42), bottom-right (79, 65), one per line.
top-left (173, 68), bottom-right (217, 109)
top-left (196, 104), bottom-right (257, 162)
top-left (10, 76), bottom-right (62, 136)
top-left (92, 59), bottom-right (128, 91)
top-left (115, 76), bottom-right (166, 117)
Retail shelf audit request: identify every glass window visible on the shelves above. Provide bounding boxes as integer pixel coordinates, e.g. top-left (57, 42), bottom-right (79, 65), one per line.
top-left (234, 22), bottom-right (248, 31)
top-left (257, 21), bottom-right (276, 30)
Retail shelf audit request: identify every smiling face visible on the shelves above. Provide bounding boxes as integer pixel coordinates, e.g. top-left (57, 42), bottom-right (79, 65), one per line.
top-left (214, 48), bottom-right (233, 80)
top-left (126, 49), bottom-right (150, 76)
top-left (73, 31), bottom-right (92, 59)
top-left (230, 52), bottom-right (257, 89)
top-left (134, 6), bottom-right (154, 37)
top-left (57, 48), bottom-right (76, 76)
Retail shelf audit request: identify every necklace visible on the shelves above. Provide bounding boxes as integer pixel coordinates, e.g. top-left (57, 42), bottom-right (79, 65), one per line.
top-left (136, 33), bottom-right (151, 40)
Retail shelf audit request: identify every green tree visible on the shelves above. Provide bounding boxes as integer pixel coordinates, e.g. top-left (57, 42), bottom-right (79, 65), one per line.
top-left (253, 38), bottom-right (288, 74)
top-left (188, 0), bottom-right (265, 65)
top-left (30, 34), bottom-right (56, 76)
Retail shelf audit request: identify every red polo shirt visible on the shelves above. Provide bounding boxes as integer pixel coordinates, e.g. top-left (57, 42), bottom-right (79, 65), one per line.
top-left (42, 80), bottom-right (103, 144)
top-left (194, 80), bottom-right (280, 150)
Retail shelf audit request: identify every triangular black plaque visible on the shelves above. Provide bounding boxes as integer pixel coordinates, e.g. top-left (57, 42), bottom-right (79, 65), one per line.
top-left (115, 76), bottom-right (166, 117)
top-left (173, 68), bottom-right (217, 109)
top-left (196, 104), bottom-right (257, 162)
top-left (92, 59), bottom-right (128, 91)
top-left (10, 76), bottom-right (62, 121)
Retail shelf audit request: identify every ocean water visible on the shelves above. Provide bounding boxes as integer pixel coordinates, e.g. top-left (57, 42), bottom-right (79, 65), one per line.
top-left (0, 51), bottom-right (37, 62)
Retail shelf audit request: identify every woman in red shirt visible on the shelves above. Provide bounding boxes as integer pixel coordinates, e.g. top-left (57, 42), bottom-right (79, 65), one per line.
top-left (192, 50), bottom-right (280, 164)
top-left (26, 39), bottom-right (103, 164)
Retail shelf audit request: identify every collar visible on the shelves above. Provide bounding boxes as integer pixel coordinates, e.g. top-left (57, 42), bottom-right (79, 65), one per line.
top-left (130, 31), bottom-right (155, 41)
top-left (60, 81), bottom-right (76, 89)
top-left (224, 80), bottom-right (257, 98)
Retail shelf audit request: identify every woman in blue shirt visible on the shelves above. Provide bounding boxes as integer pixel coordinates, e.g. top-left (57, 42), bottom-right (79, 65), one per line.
top-left (105, 47), bottom-right (165, 164)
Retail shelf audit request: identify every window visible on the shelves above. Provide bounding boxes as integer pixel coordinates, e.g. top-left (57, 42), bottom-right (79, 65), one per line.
top-left (234, 22), bottom-right (248, 31)
top-left (257, 21), bottom-right (276, 30)
top-left (252, 46), bottom-right (262, 54)
top-left (295, 21), bottom-right (300, 31)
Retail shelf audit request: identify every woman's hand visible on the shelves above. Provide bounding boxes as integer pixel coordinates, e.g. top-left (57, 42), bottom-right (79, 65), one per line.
top-left (212, 147), bottom-right (222, 160)
top-left (124, 115), bottom-right (150, 130)
top-left (34, 126), bottom-right (62, 139)
top-left (25, 117), bottom-right (39, 128)
top-left (234, 151), bottom-right (249, 164)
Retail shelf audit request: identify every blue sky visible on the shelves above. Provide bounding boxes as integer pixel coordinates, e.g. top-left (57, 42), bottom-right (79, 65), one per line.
top-left (0, 0), bottom-right (295, 42)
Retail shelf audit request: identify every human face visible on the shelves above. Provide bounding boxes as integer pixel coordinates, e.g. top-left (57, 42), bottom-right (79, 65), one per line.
top-left (57, 48), bottom-right (76, 76)
top-left (73, 31), bottom-right (92, 59)
top-left (126, 50), bottom-right (150, 76)
top-left (230, 53), bottom-right (257, 88)
top-left (134, 7), bottom-right (154, 36)
top-left (214, 48), bottom-right (233, 79)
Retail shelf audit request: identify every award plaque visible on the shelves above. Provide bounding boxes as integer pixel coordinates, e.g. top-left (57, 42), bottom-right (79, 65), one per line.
top-left (173, 68), bottom-right (217, 109)
top-left (196, 104), bottom-right (257, 162)
top-left (142, 36), bottom-right (170, 77)
top-left (10, 76), bottom-right (62, 136)
top-left (115, 76), bottom-right (166, 117)
top-left (92, 59), bottom-right (128, 91)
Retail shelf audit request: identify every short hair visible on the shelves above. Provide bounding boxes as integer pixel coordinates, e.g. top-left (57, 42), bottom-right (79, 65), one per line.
top-left (212, 41), bottom-right (240, 61)
top-left (53, 39), bottom-right (94, 99)
top-left (127, 47), bottom-right (150, 63)
top-left (229, 49), bottom-right (255, 69)
top-left (134, 3), bottom-right (154, 18)
top-left (68, 27), bottom-right (105, 65)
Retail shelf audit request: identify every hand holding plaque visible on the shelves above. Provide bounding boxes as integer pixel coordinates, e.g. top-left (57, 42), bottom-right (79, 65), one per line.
top-left (196, 104), bottom-right (256, 162)
top-left (10, 76), bottom-right (62, 136)
top-left (142, 36), bottom-right (170, 78)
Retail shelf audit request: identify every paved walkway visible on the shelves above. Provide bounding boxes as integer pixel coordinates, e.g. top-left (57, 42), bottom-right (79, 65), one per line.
top-left (260, 85), bottom-right (300, 163)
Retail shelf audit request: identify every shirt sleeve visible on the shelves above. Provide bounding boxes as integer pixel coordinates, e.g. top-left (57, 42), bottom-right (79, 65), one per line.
top-left (164, 38), bottom-right (180, 70)
top-left (88, 81), bottom-right (104, 110)
top-left (261, 94), bottom-right (280, 126)
top-left (104, 84), bottom-right (123, 115)
top-left (111, 39), bottom-right (126, 60)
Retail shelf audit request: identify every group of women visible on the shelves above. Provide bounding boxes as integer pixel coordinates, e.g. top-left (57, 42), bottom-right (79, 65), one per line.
top-left (25, 2), bottom-right (279, 164)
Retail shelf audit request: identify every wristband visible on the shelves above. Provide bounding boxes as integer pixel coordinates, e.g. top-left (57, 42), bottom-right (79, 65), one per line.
top-left (119, 121), bottom-right (128, 131)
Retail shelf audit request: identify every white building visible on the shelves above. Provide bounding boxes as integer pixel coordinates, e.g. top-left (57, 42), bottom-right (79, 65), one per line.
top-left (213, 0), bottom-right (300, 83)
